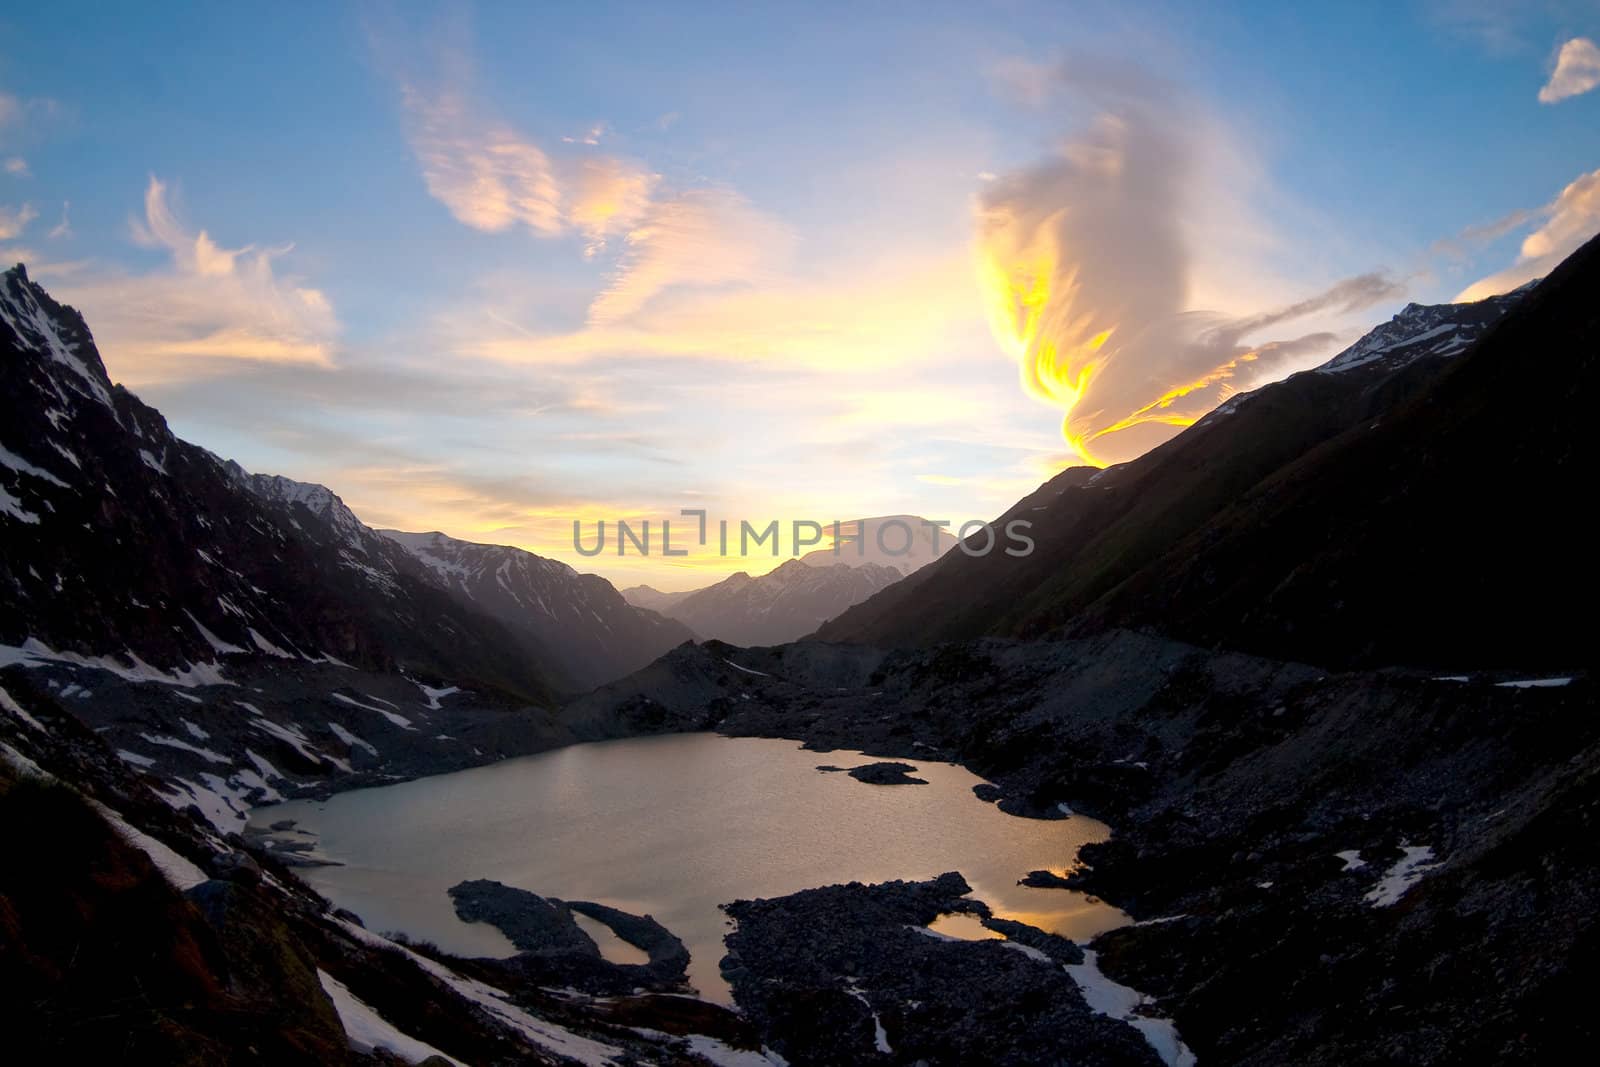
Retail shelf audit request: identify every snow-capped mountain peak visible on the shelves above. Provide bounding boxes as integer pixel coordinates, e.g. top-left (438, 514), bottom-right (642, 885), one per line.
top-left (1315, 288), bottom-right (1527, 376)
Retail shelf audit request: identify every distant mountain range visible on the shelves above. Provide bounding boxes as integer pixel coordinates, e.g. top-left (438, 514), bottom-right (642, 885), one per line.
top-left (822, 241), bottom-right (1597, 673)
top-left (624, 558), bottom-right (906, 646)
top-left (621, 514), bottom-right (954, 645)
top-left (796, 514), bottom-right (958, 574)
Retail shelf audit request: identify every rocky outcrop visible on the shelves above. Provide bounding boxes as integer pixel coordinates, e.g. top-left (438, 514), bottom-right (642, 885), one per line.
top-left (720, 872), bottom-right (1161, 1065)
top-left (846, 761), bottom-right (928, 785)
top-left (447, 878), bottom-right (690, 995)
top-left (1017, 869), bottom-right (1074, 889)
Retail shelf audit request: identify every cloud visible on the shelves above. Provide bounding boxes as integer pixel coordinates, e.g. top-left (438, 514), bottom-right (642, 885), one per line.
top-left (587, 189), bottom-right (794, 325)
top-left (561, 123), bottom-right (607, 146)
top-left (1539, 37), bottom-right (1600, 102)
top-left (4, 157), bottom-right (27, 177)
top-left (47, 201), bottom-right (70, 240)
top-left (402, 82), bottom-right (565, 236)
top-left (458, 247), bottom-right (976, 370)
top-left (975, 62), bottom-right (1398, 465)
top-left (394, 46), bottom-right (654, 253)
top-left (43, 177), bottom-right (338, 383)
top-left (0, 89), bottom-right (64, 149)
top-left (567, 156), bottom-right (659, 256)
top-left (0, 202), bottom-right (36, 239)
top-left (1456, 166), bottom-right (1600, 299)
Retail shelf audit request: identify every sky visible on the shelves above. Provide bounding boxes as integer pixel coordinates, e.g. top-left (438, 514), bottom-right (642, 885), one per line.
top-left (2, 1), bottom-right (1598, 589)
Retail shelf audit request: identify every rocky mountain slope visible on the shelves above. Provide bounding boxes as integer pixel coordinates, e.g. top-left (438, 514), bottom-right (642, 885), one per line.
top-left (821, 235), bottom-right (1598, 673)
top-left (626, 558), bottom-right (905, 646)
top-left (564, 630), bottom-right (1592, 1064)
top-left (1, 264), bottom-right (686, 701)
top-left (0, 262), bottom-right (704, 830)
top-left (0, 681), bottom-right (775, 1065)
top-left (380, 529), bottom-right (692, 692)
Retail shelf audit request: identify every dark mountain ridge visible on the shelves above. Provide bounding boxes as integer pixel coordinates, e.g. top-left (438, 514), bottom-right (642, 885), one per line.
top-left (822, 236), bottom-right (1598, 673)
top-left (1, 263), bottom-right (686, 702)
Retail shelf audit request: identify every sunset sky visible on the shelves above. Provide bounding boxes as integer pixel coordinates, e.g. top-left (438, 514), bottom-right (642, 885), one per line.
top-left (3, 1), bottom-right (1598, 587)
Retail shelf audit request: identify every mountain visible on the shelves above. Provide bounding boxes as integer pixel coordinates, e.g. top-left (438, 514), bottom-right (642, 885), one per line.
top-left (821, 235), bottom-right (1598, 673)
top-left (0, 263), bottom-right (684, 699)
top-left (618, 582), bottom-right (694, 614)
top-left (379, 529), bottom-right (693, 692)
top-left (797, 514), bottom-right (958, 575)
top-left (0, 263), bottom-right (701, 828)
top-left (0, 265), bottom-right (573, 702)
top-left (627, 558), bottom-right (905, 646)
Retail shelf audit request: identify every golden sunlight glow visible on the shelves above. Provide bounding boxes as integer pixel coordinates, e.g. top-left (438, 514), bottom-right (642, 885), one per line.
top-left (1081, 353), bottom-right (1261, 441)
top-left (976, 231), bottom-right (1115, 467)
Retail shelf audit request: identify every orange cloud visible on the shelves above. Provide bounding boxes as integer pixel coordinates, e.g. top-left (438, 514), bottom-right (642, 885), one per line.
top-left (1456, 166), bottom-right (1600, 301)
top-left (1539, 37), bottom-right (1600, 104)
top-left (45, 177), bottom-right (338, 384)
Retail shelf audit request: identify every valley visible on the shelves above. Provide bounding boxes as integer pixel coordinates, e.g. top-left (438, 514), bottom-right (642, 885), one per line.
top-left (3, 215), bottom-right (1596, 1063)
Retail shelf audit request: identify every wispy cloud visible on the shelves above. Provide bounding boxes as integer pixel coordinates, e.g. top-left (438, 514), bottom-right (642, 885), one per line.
top-left (47, 200), bottom-right (70, 240)
top-left (3, 157), bottom-right (27, 177)
top-left (43, 177), bottom-right (339, 383)
top-left (0, 201), bottom-right (36, 239)
top-left (567, 155), bottom-right (659, 256)
top-left (403, 81), bottom-right (565, 236)
top-left (1456, 166), bottom-right (1600, 299)
top-left (587, 188), bottom-right (793, 324)
top-left (458, 247), bottom-right (976, 371)
top-left (1539, 37), bottom-right (1600, 103)
top-left (974, 60), bottom-right (1396, 465)
top-left (392, 37), bottom-right (655, 255)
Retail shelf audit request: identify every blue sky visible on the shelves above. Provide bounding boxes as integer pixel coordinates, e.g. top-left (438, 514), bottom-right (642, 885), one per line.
top-left (3, 1), bottom-right (1597, 586)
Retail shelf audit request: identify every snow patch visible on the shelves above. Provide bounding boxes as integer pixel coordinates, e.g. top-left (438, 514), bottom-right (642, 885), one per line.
top-left (842, 982), bottom-right (892, 1054)
top-left (416, 681), bottom-right (461, 709)
top-left (248, 628), bottom-right (296, 658)
top-left (334, 919), bottom-right (624, 1065)
top-left (186, 611), bottom-right (247, 655)
top-left (317, 969), bottom-right (463, 1065)
top-left (159, 775), bottom-right (249, 834)
top-left (140, 732), bottom-right (229, 764)
top-left (90, 800), bottom-right (208, 890)
top-left (0, 684), bottom-right (46, 731)
top-left (1365, 845), bottom-right (1439, 907)
top-left (0, 484), bottom-right (41, 523)
top-left (1065, 949), bottom-right (1196, 1067)
top-left (681, 1034), bottom-right (791, 1066)
top-left (0, 638), bottom-right (230, 688)
top-left (331, 691), bottom-right (415, 729)
top-left (328, 721), bottom-right (379, 757)
top-left (1000, 940), bottom-right (1054, 963)
top-left (0, 442), bottom-right (71, 487)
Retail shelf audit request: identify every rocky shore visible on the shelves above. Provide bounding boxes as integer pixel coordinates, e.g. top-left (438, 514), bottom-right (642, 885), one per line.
top-left (720, 872), bottom-right (1162, 1065)
top-left (448, 877), bottom-right (692, 995)
top-left (566, 631), bottom-right (1595, 1064)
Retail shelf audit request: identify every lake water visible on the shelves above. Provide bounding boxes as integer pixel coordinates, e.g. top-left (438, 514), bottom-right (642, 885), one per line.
top-left (251, 733), bottom-right (1125, 1002)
